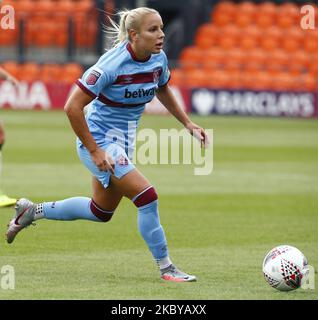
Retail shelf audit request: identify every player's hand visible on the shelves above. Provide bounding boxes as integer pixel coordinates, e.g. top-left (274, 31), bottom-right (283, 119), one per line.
top-left (185, 121), bottom-right (210, 149)
top-left (7, 75), bottom-right (19, 87)
top-left (90, 148), bottom-right (115, 174)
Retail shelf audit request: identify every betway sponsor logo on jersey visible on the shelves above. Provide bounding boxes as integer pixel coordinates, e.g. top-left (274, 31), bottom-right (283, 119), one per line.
top-left (124, 88), bottom-right (155, 98)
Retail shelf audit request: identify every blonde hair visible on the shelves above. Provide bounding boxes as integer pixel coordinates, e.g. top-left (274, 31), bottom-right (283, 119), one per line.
top-left (105, 7), bottom-right (159, 48)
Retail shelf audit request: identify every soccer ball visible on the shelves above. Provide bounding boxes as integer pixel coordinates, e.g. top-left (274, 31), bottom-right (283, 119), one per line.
top-left (262, 245), bottom-right (309, 291)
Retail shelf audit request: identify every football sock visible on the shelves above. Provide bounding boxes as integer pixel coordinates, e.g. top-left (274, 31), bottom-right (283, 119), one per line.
top-left (133, 186), bottom-right (169, 262)
top-left (157, 256), bottom-right (173, 270)
top-left (41, 197), bottom-right (114, 222)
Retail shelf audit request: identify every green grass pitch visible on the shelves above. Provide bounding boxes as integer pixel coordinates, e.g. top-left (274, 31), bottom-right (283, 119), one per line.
top-left (0, 109), bottom-right (317, 300)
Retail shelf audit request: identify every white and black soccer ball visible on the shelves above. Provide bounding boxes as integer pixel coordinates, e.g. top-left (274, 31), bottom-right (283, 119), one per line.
top-left (262, 245), bottom-right (309, 291)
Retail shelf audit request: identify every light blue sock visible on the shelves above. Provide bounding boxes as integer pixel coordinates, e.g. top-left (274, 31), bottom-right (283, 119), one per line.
top-left (42, 197), bottom-right (112, 222)
top-left (137, 200), bottom-right (168, 261)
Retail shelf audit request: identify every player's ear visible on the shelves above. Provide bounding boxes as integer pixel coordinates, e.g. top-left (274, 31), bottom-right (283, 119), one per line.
top-left (129, 29), bottom-right (139, 42)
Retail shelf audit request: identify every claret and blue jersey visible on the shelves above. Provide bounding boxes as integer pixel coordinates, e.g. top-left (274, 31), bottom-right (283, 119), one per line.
top-left (76, 40), bottom-right (171, 156)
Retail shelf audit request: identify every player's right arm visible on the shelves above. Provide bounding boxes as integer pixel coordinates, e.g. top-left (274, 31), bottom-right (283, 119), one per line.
top-left (64, 87), bottom-right (115, 174)
top-left (0, 67), bottom-right (19, 86)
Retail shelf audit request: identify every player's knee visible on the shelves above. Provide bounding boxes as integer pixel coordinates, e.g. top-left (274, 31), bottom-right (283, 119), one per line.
top-left (90, 199), bottom-right (115, 222)
top-left (133, 186), bottom-right (158, 208)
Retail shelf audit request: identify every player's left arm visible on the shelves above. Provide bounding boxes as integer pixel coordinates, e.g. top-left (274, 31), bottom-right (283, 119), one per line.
top-left (156, 84), bottom-right (209, 148)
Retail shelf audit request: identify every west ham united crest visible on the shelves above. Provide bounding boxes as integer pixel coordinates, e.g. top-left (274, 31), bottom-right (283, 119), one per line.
top-left (86, 70), bottom-right (101, 85)
top-left (153, 68), bottom-right (161, 83)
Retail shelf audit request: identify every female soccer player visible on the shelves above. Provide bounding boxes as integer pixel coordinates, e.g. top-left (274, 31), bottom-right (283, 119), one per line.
top-left (6, 7), bottom-right (208, 282)
top-left (0, 67), bottom-right (18, 207)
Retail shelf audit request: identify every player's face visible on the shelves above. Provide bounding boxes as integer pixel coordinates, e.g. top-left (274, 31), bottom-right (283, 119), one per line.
top-left (135, 13), bottom-right (165, 55)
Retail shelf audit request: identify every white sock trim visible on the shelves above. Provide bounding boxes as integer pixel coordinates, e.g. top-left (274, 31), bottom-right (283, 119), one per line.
top-left (158, 256), bottom-right (173, 270)
top-left (132, 185), bottom-right (153, 202)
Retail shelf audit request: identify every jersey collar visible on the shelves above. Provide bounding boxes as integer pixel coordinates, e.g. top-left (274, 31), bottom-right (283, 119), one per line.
top-left (126, 42), bottom-right (151, 63)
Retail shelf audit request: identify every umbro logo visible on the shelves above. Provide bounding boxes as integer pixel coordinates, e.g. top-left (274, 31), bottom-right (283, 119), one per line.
top-left (122, 76), bottom-right (134, 84)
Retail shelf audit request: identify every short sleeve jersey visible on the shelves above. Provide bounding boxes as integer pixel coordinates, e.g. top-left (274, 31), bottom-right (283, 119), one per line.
top-left (76, 41), bottom-right (170, 156)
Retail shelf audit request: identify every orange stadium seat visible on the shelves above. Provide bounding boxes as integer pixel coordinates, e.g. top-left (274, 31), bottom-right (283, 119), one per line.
top-left (276, 15), bottom-right (296, 29)
top-left (223, 48), bottom-right (245, 71)
top-left (169, 69), bottom-right (183, 87)
top-left (73, 14), bottom-right (98, 47)
top-left (242, 25), bottom-right (262, 41)
top-left (221, 25), bottom-right (241, 40)
top-left (223, 70), bottom-right (241, 89)
top-left (237, 1), bottom-right (257, 14)
top-left (14, 0), bottom-right (34, 17)
top-left (202, 48), bottom-right (224, 70)
top-left (62, 63), bottom-right (83, 84)
top-left (304, 37), bottom-right (318, 53)
top-left (55, 0), bottom-right (75, 14)
top-left (195, 34), bottom-right (214, 49)
top-left (246, 48), bottom-right (267, 66)
top-left (258, 1), bottom-right (278, 15)
top-left (217, 25), bottom-right (239, 48)
top-left (206, 70), bottom-right (232, 89)
top-left (265, 26), bottom-right (283, 42)
top-left (259, 36), bottom-right (278, 51)
top-left (308, 58), bottom-right (318, 77)
top-left (285, 27), bottom-right (305, 46)
top-left (281, 36), bottom-right (301, 52)
top-left (243, 60), bottom-right (263, 73)
top-left (211, 1), bottom-right (236, 26)
top-left (255, 13), bottom-right (275, 29)
top-left (1, 61), bottom-right (19, 79)
top-left (234, 13), bottom-right (252, 28)
top-left (243, 49), bottom-right (268, 72)
top-left (288, 50), bottom-right (311, 75)
top-left (299, 73), bottom-right (317, 92)
top-left (179, 46), bottom-right (202, 70)
top-left (218, 34), bottom-right (237, 49)
top-left (226, 47), bottom-right (245, 63)
top-left (195, 24), bottom-right (219, 49)
top-left (266, 49), bottom-right (289, 73)
top-left (239, 36), bottom-right (258, 50)
top-left (20, 63), bottom-right (41, 82)
top-left (240, 71), bottom-right (259, 90)
top-left (55, 33), bottom-right (69, 47)
top-left (212, 12), bottom-right (232, 27)
top-left (233, 2), bottom-right (256, 27)
top-left (196, 23), bottom-right (219, 39)
top-left (240, 71), bottom-right (271, 91)
top-left (272, 72), bottom-right (297, 91)
top-left (279, 2), bottom-right (299, 17)
top-left (73, 0), bottom-right (94, 14)
top-left (35, 0), bottom-right (55, 14)
top-left (254, 2), bottom-right (278, 27)
top-left (184, 69), bottom-right (209, 87)
top-left (41, 64), bottom-right (63, 83)
top-left (251, 71), bottom-right (273, 91)
top-left (34, 29), bottom-right (54, 47)
top-left (0, 28), bottom-right (18, 46)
